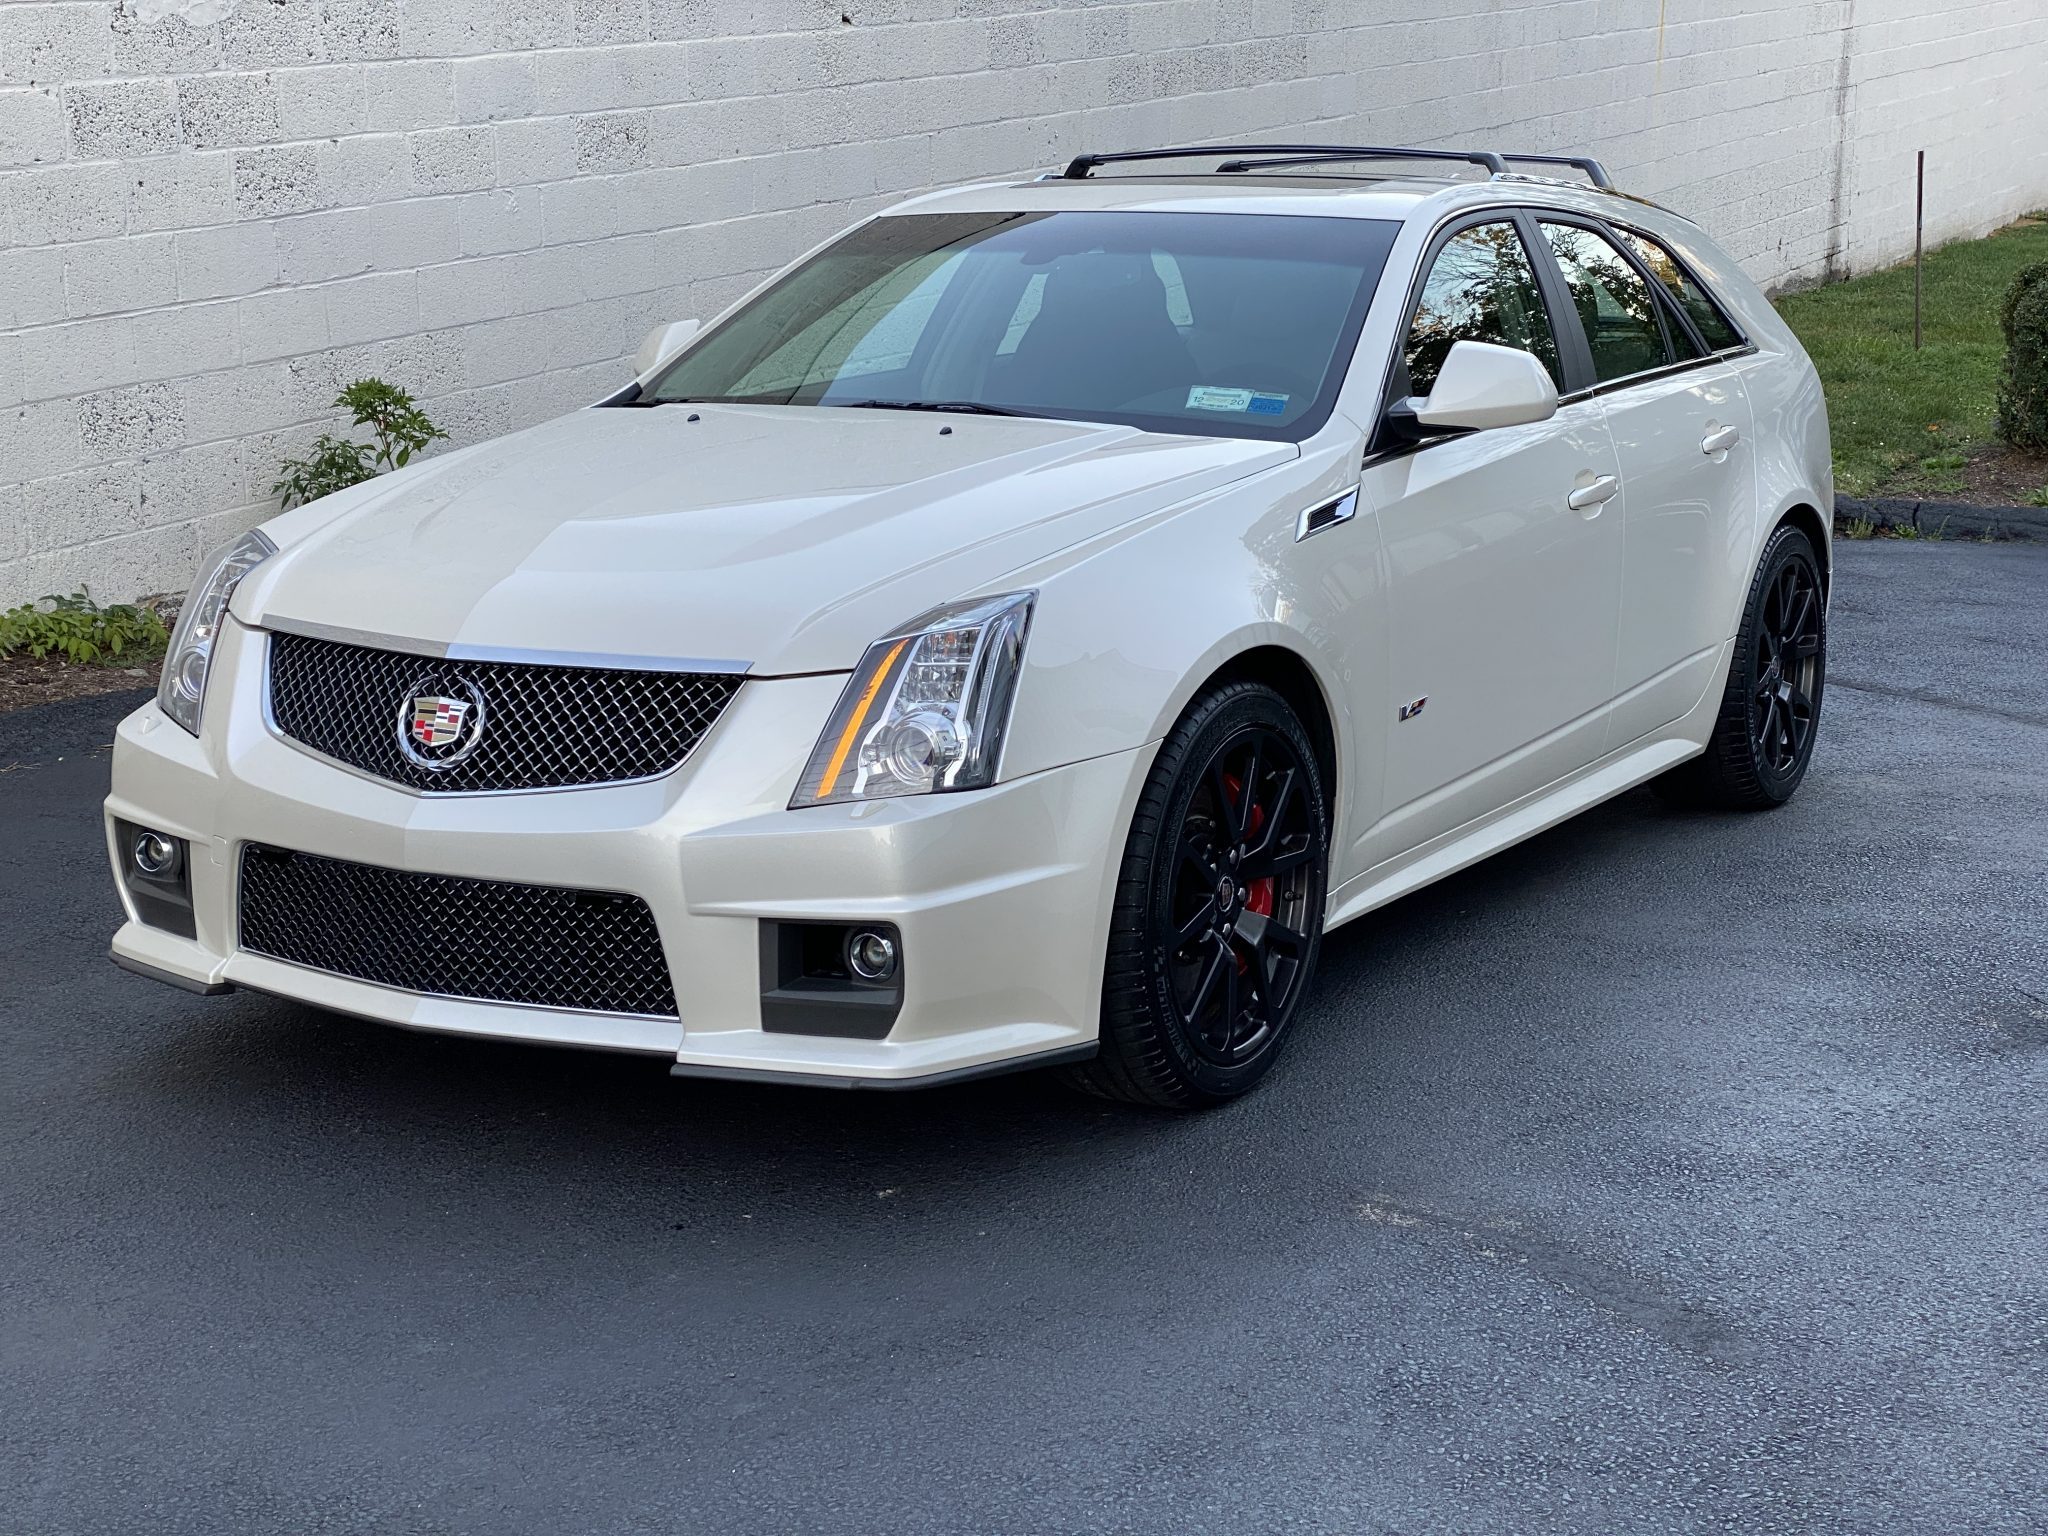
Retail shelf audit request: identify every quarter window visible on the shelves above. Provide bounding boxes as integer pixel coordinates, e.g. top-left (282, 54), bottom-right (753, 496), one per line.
top-left (1539, 222), bottom-right (1673, 383)
top-left (1618, 229), bottom-right (1745, 351)
top-left (1403, 220), bottom-right (1562, 397)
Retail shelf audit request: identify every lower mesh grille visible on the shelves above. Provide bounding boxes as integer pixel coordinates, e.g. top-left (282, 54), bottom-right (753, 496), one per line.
top-left (238, 845), bottom-right (678, 1018)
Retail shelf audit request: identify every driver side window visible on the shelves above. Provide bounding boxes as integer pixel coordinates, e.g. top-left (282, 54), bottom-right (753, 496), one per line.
top-left (1403, 221), bottom-right (1563, 397)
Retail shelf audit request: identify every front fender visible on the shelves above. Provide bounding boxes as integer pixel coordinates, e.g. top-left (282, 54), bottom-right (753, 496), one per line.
top-left (994, 440), bottom-right (1381, 849)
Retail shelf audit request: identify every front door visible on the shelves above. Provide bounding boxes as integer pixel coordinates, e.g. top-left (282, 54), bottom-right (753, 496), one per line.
top-left (1358, 216), bottom-right (1626, 870)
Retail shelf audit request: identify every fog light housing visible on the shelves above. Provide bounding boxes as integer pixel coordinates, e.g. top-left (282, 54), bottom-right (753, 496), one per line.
top-left (114, 819), bottom-right (196, 938)
top-left (759, 920), bottom-right (904, 1039)
top-left (846, 928), bottom-right (898, 981)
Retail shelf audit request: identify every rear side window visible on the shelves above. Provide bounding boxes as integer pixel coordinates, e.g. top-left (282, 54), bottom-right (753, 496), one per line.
top-left (1403, 220), bottom-right (1563, 395)
top-left (1618, 229), bottom-right (1746, 351)
top-left (1538, 222), bottom-right (1673, 383)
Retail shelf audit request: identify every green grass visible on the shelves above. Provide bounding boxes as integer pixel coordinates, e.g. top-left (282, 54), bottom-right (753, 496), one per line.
top-left (1773, 215), bottom-right (2048, 496)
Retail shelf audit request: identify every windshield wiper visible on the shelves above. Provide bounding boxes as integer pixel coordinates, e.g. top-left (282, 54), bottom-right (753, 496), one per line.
top-left (840, 399), bottom-right (1041, 418)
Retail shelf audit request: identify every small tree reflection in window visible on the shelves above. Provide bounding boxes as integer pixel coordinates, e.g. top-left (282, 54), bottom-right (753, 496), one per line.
top-left (1404, 222), bottom-right (1561, 396)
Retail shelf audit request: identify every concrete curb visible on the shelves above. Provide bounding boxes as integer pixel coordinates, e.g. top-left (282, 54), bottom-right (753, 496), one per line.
top-left (1835, 495), bottom-right (2048, 541)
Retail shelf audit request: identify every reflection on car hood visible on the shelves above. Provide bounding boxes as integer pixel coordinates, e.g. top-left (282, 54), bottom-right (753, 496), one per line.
top-left (237, 404), bottom-right (1293, 675)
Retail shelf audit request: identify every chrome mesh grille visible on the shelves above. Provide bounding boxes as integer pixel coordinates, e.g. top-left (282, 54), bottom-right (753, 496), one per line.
top-left (238, 844), bottom-right (678, 1018)
top-left (266, 631), bottom-right (742, 793)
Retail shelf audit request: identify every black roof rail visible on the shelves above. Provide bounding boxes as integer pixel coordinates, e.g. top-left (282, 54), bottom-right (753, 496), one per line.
top-left (1061, 144), bottom-right (1510, 180)
top-left (1496, 153), bottom-right (1614, 190)
top-left (1212, 149), bottom-right (1510, 176)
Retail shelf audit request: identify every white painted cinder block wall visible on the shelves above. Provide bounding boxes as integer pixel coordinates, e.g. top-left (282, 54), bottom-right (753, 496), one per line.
top-left (3, 0), bottom-right (2046, 604)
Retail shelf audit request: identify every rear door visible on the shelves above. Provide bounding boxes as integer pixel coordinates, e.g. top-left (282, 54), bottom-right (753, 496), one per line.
top-left (1532, 219), bottom-right (1759, 744)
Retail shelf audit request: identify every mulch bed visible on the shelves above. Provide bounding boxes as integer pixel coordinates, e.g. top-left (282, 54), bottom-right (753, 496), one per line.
top-left (0, 654), bottom-right (161, 716)
top-left (1942, 444), bottom-right (2048, 506)
top-left (1878, 442), bottom-right (2048, 508)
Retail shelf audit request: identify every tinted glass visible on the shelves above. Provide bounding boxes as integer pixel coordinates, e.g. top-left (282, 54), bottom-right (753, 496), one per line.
top-left (1403, 221), bottom-right (1562, 395)
top-left (1540, 222), bottom-right (1674, 383)
top-left (649, 211), bottom-right (1400, 440)
top-left (1619, 229), bottom-right (1745, 351)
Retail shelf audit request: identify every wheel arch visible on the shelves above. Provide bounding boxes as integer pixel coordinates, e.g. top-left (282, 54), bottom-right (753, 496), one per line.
top-left (1774, 500), bottom-right (1833, 594)
top-left (1184, 645), bottom-right (1341, 829)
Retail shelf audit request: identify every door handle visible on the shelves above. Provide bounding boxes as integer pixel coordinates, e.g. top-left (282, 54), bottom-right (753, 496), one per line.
top-left (1701, 424), bottom-right (1740, 455)
top-left (1567, 474), bottom-right (1619, 513)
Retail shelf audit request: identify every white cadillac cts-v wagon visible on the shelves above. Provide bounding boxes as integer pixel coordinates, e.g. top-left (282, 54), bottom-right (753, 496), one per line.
top-left (107, 145), bottom-right (1831, 1106)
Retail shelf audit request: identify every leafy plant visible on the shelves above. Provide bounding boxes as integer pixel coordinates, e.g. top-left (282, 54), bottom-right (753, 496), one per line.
top-left (272, 378), bottom-right (447, 510)
top-left (2028, 485), bottom-right (2048, 508)
top-left (0, 590), bottom-right (169, 665)
top-left (1995, 259), bottom-right (2048, 452)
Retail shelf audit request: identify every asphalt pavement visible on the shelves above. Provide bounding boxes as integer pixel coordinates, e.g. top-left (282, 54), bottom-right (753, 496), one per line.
top-left (3, 540), bottom-right (2043, 1535)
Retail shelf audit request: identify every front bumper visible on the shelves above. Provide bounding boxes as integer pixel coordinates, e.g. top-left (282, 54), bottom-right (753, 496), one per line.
top-left (107, 618), bottom-right (1151, 1085)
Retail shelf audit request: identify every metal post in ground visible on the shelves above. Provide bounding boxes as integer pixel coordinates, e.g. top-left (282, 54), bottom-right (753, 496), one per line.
top-left (1914, 149), bottom-right (1925, 351)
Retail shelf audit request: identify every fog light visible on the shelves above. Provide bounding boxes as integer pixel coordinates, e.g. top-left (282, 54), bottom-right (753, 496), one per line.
top-left (133, 830), bottom-right (180, 878)
top-left (847, 929), bottom-right (898, 982)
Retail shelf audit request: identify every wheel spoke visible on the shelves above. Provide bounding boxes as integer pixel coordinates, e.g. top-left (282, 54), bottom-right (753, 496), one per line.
top-left (1237, 740), bottom-right (1262, 840)
top-left (1181, 939), bottom-right (1227, 1029)
top-left (1208, 758), bottom-right (1243, 843)
top-left (1246, 768), bottom-right (1297, 860)
top-left (1220, 952), bottom-right (1242, 1051)
top-left (1260, 916), bottom-right (1308, 959)
top-left (1241, 972), bottom-right (1273, 1042)
top-left (1175, 897), bottom-right (1219, 948)
top-left (1784, 585), bottom-right (1813, 642)
top-left (1243, 838), bottom-right (1314, 880)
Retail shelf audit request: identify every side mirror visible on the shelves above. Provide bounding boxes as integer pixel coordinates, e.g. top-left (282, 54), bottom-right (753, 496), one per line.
top-left (1406, 339), bottom-right (1559, 433)
top-left (634, 318), bottom-right (701, 378)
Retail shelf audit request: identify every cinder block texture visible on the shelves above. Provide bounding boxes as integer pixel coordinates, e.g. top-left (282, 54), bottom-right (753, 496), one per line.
top-left (4, 0), bottom-right (2047, 602)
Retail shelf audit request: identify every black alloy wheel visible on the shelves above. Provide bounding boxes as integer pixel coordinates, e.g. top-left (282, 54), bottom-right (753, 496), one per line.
top-left (1163, 725), bottom-right (1319, 1067)
top-left (1656, 522), bottom-right (1828, 810)
top-left (1070, 681), bottom-right (1329, 1107)
top-left (1752, 554), bottom-right (1823, 775)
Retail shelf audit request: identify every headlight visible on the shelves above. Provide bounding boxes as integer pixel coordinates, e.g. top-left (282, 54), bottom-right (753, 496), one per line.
top-left (158, 529), bottom-right (275, 735)
top-left (791, 591), bottom-right (1034, 808)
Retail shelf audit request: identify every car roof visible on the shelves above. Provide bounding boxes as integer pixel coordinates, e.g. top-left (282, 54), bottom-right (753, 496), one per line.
top-left (883, 172), bottom-right (1692, 237)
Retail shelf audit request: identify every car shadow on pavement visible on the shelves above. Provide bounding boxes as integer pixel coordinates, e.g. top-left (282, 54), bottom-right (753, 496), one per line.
top-left (92, 782), bottom-right (1673, 1214)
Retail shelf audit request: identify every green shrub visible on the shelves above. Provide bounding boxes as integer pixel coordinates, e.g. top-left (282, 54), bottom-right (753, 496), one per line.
top-left (272, 378), bottom-right (447, 511)
top-left (0, 590), bottom-right (170, 665)
top-left (1995, 259), bottom-right (2048, 452)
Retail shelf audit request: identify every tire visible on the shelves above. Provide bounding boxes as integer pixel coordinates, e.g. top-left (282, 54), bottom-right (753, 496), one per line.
top-left (1066, 681), bottom-right (1330, 1108)
top-left (1656, 522), bottom-right (1827, 811)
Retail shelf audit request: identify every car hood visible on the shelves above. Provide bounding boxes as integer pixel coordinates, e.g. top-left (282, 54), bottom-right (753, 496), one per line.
top-left (238, 404), bottom-right (1294, 676)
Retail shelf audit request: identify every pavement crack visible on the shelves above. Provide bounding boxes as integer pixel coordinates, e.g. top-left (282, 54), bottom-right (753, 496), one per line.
top-left (1357, 1197), bottom-right (1760, 1368)
top-left (1827, 675), bottom-right (2048, 730)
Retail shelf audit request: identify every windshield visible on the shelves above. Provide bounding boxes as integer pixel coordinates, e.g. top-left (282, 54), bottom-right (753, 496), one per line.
top-left (645, 210), bottom-right (1401, 440)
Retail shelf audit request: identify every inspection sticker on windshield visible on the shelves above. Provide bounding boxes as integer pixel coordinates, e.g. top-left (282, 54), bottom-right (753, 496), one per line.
top-left (1187, 386), bottom-right (1290, 415)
